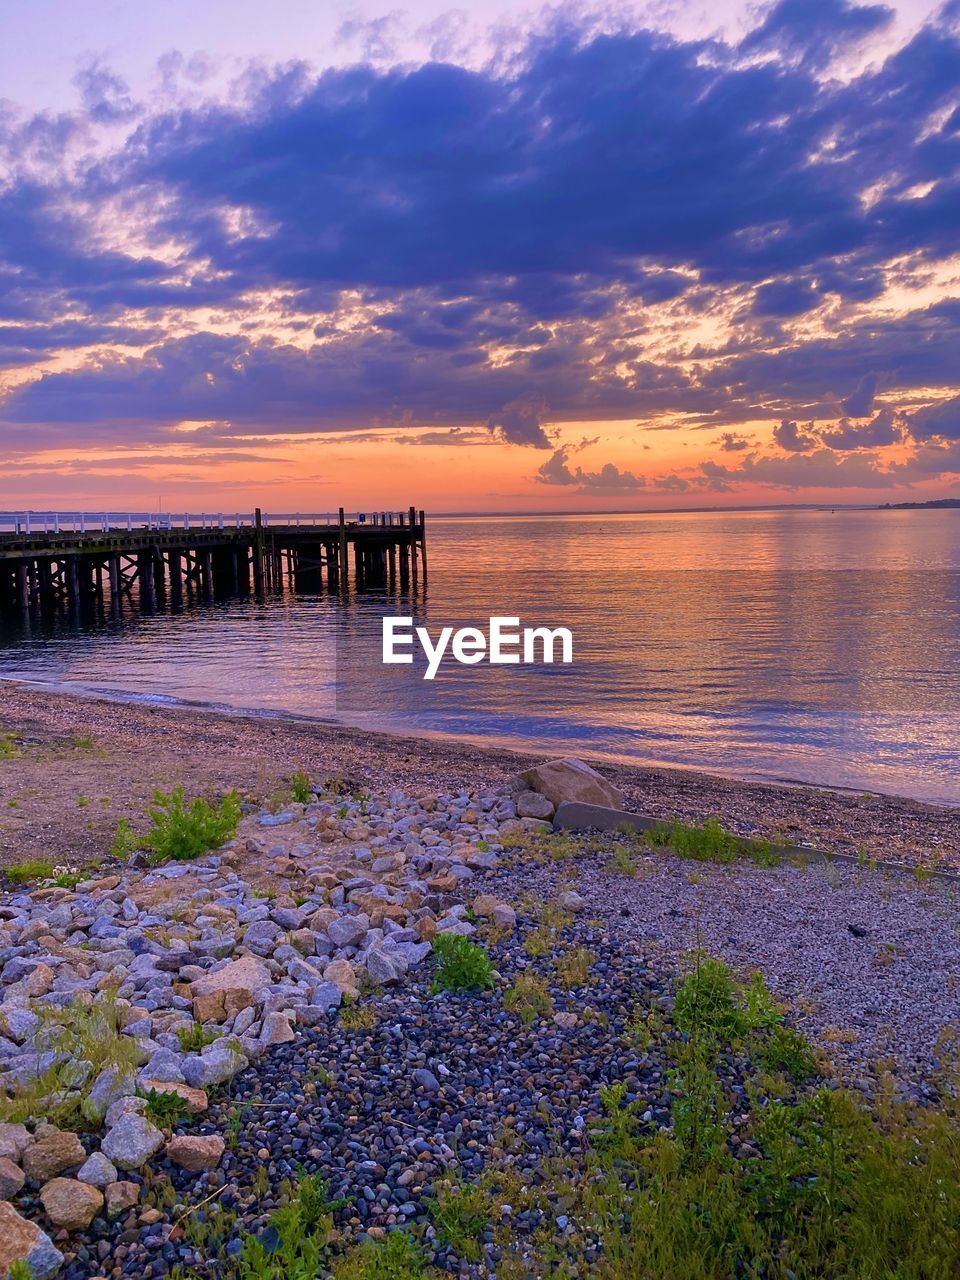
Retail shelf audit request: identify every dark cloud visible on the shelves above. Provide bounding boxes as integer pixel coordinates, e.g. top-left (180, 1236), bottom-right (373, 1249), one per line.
top-left (773, 419), bottom-right (818, 452)
top-left (842, 372), bottom-right (881, 417)
top-left (1, 3), bottom-right (960, 484)
top-left (535, 448), bottom-right (646, 491)
top-left (718, 432), bottom-right (751, 452)
top-left (739, 0), bottom-right (894, 71)
top-left (907, 394), bottom-right (960, 441)
top-left (819, 407), bottom-right (903, 449)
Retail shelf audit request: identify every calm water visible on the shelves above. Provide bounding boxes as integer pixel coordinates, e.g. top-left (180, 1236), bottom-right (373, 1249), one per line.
top-left (2, 509), bottom-right (959, 804)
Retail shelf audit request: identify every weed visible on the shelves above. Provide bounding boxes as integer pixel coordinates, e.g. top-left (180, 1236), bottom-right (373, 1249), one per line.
top-left (178, 1023), bottom-right (220, 1053)
top-left (609, 844), bottom-right (638, 877)
top-left (331, 1228), bottom-right (428, 1279)
top-left (554, 946), bottom-right (594, 989)
top-left (0, 731), bottom-right (19, 758)
top-left (144, 787), bottom-right (241, 863)
top-left (140, 1087), bottom-right (189, 1129)
top-left (428, 1177), bottom-right (490, 1261)
top-left (646, 815), bottom-right (778, 866)
top-left (72, 734), bottom-right (95, 750)
top-left (226, 1105), bottom-right (247, 1149)
top-left (339, 1000), bottom-right (377, 1032)
top-left (110, 816), bottom-right (142, 859)
top-left (504, 972), bottom-right (555, 1025)
top-left (431, 933), bottom-right (495, 993)
top-left (290, 771), bottom-right (314, 803)
top-left (237, 1173), bottom-right (335, 1280)
top-left (5, 858), bottom-right (54, 885)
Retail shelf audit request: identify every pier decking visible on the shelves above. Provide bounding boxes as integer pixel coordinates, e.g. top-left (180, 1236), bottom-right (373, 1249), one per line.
top-left (0, 507), bottom-right (426, 616)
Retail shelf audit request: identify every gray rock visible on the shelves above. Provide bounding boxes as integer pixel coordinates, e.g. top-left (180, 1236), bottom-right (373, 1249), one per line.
top-left (364, 949), bottom-right (401, 984)
top-left (327, 916), bottom-right (368, 948)
top-left (139, 1048), bottom-right (185, 1084)
top-left (182, 1040), bottom-right (248, 1088)
top-left (516, 790), bottom-right (556, 820)
top-left (242, 921), bottom-right (283, 956)
top-left (101, 1113), bottom-right (165, 1170)
top-left (82, 1066), bottom-right (136, 1126)
top-left (412, 1068), bottom-right (440, 1092)
top-left (77, 1151), bottom-right (118, 1189)
top-left (309, 982), bottom-right (342, 1011)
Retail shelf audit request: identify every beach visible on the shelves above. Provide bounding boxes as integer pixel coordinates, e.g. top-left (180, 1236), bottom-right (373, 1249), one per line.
top-left (1, 683), bottom-right (958, 872)
top-left (0, 684), bottom-right (958, 1276)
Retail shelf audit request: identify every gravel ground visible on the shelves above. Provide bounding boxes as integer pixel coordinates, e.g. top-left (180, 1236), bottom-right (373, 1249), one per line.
top-left (2, 683), bottom-right (958, 870)
top-left (492, 844), bottom-right (960, 1083)
top-left (49, 917), bottom-right (702, 1279)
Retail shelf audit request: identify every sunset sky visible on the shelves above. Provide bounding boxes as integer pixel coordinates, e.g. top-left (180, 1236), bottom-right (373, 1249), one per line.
top-left (2, 0), bottom-right (960, 512)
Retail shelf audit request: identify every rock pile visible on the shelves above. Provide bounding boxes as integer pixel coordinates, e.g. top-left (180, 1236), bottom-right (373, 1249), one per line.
top-left (0, 757), bottom-right (612, 1273)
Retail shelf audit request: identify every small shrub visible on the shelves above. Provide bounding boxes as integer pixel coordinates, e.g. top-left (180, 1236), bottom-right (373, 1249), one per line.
top-left (144, 787), bottom-right (241, 863)
top-left (673, 954), bottom-right (780, 1045)
top-left (431, 933), bottom-right (495, 993)
top-left (140, 1087), bottom-right (189, 1129)
top-left (52, 871), bottom-right (82, 889)
top-left (290, 770), bottom-right (314, 804)
top-left (5, 858), bottom-right (54, 885)
top-left (0, 731), bottom-right (19, 758)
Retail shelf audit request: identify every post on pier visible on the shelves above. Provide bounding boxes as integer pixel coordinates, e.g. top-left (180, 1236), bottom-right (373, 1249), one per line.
top-left (253, 508), bottom-right (265, 592)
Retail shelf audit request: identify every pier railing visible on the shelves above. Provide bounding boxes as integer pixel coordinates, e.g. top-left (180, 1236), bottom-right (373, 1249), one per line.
top-left (0, 510), bottom-right (420, 537)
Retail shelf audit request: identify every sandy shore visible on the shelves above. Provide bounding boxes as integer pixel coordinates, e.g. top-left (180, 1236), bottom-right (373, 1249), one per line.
top-left (1, 682), bottom-right (958, 870)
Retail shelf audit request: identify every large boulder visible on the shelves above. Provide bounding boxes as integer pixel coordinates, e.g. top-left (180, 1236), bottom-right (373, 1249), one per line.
top-left (191, 955), bottom-right (272, 1002)
top-left (519, 758), bottom-right (623, 810)
top-left (0, 1201), bottom-right (64, 1278)
top-left (22, 1131), bottom-right (85, 1184)
top-left (164, 1135), bottom-right (225, 1173)
top-left (0, 1156), bottom-right (25, 1200)
top-left (39, 1178), bottom-right (103, 1231)
top-left (101, 1114), bottom-right (165, 1171)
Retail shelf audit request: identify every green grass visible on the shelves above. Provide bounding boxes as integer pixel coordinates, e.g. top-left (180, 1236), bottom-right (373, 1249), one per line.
top-left (331, 1229), bottom-right (429, 1279)
top-left (0, 731), bottom-right (20, 758)
top-left (143, 786), bottom-right (241, 863)
top-left (0, 994), bottom-right (142, 1127)
top-left (430, 933), bottom-right (495, 994)
top-left (4, 857), bottom-right (54, 885)
top-left (428, 1178), bottom-right (490, 1261)
top-left (645, 815), bottom-right (779, 866)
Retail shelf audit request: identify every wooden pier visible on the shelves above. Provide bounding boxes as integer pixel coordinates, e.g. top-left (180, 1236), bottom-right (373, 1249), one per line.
top-left (0, 506), bottom-right (426, 617)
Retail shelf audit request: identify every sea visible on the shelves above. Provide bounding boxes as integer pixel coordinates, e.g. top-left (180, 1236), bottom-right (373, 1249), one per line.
top-left (1, 508), bottom-right (959, 804)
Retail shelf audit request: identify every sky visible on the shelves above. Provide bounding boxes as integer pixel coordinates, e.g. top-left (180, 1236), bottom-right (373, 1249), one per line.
top-left (1, 0), bottom-right (960, 513)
